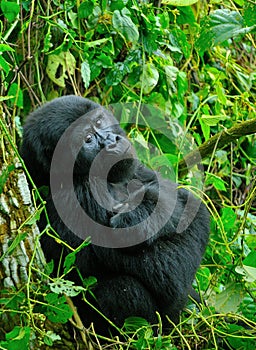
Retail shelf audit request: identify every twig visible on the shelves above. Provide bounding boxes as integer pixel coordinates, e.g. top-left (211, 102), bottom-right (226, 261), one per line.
top-left (178, 119), bottom-right (256, 177)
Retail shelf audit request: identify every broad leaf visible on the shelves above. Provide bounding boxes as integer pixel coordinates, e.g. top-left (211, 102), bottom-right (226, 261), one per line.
top-left (162, 0), bottom-right (198, 5)
top-left (81, 61), bottom-right (91, 89)
top-left (112, 9), bottom-right (139, 42)
top-left (1, 1), bottom-right (20, 22)
top-left (215, 283), bottom-right (245, 313)
top-left (46, 51), bottom-right (76, 87)
top-left (201, 114), bottom-right (230, 126)
top-left (196, 9), bottom-right (256, 55)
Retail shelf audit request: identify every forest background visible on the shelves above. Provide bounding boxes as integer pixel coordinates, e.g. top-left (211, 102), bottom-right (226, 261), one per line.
top-left (0, 0), bottom-right (256, 349)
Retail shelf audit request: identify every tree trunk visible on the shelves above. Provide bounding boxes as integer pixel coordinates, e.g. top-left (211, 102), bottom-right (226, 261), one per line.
top-left (0, 107), bottom-right (88, 349)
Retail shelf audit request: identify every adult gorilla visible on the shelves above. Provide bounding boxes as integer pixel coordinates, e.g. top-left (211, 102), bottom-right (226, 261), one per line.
top-left (20, 95), bottom-right (210, 334)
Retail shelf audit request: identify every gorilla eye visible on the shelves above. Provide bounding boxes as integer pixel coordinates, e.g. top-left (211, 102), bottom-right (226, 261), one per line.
top-left (95, 117), bottom-right (102, 127)
top-left (85, 133), bottom-right (93, 143)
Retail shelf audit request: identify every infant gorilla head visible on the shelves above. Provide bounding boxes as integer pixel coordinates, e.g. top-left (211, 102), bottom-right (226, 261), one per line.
top-left (21, 95), bottom-right (210, 335)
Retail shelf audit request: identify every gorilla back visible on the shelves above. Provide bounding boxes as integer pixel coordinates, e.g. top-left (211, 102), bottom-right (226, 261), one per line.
top-left (20, 95), bottom-right (210, 334)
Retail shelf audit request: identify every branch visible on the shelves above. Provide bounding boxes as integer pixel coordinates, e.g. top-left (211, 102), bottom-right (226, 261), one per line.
top-left (178, 119), bottom-right (256, 177)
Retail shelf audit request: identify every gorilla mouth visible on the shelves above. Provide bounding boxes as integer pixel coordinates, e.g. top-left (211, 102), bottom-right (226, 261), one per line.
top-left (105, 142), bottom-right (133, 157)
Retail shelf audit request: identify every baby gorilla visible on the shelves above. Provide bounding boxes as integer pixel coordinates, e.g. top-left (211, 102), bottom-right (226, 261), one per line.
top-left (20, 95), bottom-right (210, 334)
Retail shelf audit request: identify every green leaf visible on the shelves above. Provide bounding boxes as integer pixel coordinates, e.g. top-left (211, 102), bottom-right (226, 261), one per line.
top-left (162, 0), bottom-right (198, 5)
top-left (42, 30), bottom-right (53, 53)
top-left (43, 331), bottom-right (61, 346)
top-left (96, 53), bottom-right (113, 68)
top-left (45, 293), bottom-right (73, 323)
top-left (216, 83), bottom-right (227, 105)
top-left (85, 37), bottom-right (111, 48)
top-left (49, 279), bottom-right (85, 297)
top-left (112, 9), bottom-right (139, 43)
top-left (133, 130), bottom-right (149, 149)
top-left (83, 276), bottom-right (97, 288)
top-left (81, 61), bottom-right (91, 89)
top-left (0, 164), bottom-right (15, 194)
top-left (205, 173), bottom-right (227, 191)
top-left (227, 324), bottom-right (256, 350)
top-left (235, 265), bottom-right (256, 283)
top-left (196, 9), bottom-right (256, 54)
top-left (46, 51), bottom-right (76, 87)
top-left (138, 63), bottom-right (159, 94)
top-left (105, 62), bottom-right (126, 86)
top-left (196, 267), bottom-right (211, 291)
top-left (244, 2), bottom-right (256, 27)
top-left (64, 239), bottom-right (90, 274)
top-left (199, 117), bottom-right (210, 141)
top-left (164, 65), bottom-right (179, 94)
top-left (124, 316), bottom-right (151, 333)
top-left (151, 154), bottom-right (178, 169)
top-left (78, 1), bottom-right (94, 19)
top-left (221, 207), bottom-right (236, 231)
top-left (236, 252), bottom-right (256, 282)
top-left (209, 9), bottom-right (254, 43)
top-left (0, 326), bottom-right (30, 350)
top-left (25, 207), bottom-right (44, 225)
top-left (8, 83), bottom-right (23, 108)
top-left (0, 56), bottom-right (10, 74)
top-left (110, 0), bottom-right (129, 11)
top-left (201, 114), bottom-right (230, 126)
top-left (5, 232), bottom-right (27, 257)
top-left (242, 251), bottom-right (256, 268)
top-left (1, 1), bottom-right (20, 22)
top-left (215, 283), bottom-right (245, 313)
top-left (0, 44), bottom-right (15, 52)
top-left (169, 28), bottom-right (191, 59)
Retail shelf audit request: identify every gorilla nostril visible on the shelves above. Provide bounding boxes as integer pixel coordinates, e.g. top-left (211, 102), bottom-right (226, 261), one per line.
top-left (105, 134), bottom-right (120, 150)
top-left (107, 142), bottom-right (116, 150)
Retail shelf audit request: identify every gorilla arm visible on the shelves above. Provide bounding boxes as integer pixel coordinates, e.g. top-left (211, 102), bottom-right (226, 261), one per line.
top-left (92, 183), bottom-right (209, 325)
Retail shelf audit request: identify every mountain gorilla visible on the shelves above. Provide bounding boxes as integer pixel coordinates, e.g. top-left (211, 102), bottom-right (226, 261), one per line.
top-left (20, 95), bottom-right (210, 334)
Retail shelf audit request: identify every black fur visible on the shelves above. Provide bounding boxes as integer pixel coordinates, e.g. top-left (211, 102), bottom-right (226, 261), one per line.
top-left (20, 95), bottom-right (210, 334)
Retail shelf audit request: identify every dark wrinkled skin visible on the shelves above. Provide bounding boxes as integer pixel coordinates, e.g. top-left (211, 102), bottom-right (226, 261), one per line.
top-left (20, 95), bottom-right (210, 335)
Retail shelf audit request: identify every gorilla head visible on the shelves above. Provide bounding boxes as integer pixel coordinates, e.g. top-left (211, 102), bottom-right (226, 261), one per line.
top-left (21, 95), bottom-right (136, 187)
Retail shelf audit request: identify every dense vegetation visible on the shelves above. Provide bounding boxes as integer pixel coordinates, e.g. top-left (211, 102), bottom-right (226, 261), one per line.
top-left (0, 0), bottom-right (255, 349)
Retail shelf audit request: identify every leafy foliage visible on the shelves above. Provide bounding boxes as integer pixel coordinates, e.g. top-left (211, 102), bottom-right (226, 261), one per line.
top-left (0, 0), bottom-right (256, 349)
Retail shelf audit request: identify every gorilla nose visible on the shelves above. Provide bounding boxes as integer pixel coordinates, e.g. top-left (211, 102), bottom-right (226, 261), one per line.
top-left (105, 134), bottom-right (121, 150)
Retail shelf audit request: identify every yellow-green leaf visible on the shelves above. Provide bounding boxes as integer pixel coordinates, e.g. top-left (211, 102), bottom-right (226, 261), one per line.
top-left (162, 0), bottom-right (198, 6)
top-left (201, 114), bottom-right (229, 126)
top-left (46, 51), bottom-right (76, 87)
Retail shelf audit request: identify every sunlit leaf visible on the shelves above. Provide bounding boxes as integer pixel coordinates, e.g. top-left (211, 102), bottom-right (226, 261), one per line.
top-left (162, 0), bottom-right (198, 5)
top-left (46, 51), bottom-right (76, 87)
top-left (112, 9), bottom-right (139, 42)
top-left (196, 9), bottom-right (256, 54)
top-left (201, 114), bottom-right (230, 126)
top-left (49, 279), bottom-right (85, 297)
top-left (139, 63), bottom-right (159, 94)
top-left (81, 61), bottom-right (91, 89)
top-left (205, 173), bottom-right (227, 191)
top-left (235, 265), bottom-right (256, 282)
top-left (215, 283), bottom-right (245, 313)
top-left (0, 44), bottom-right (15, 52)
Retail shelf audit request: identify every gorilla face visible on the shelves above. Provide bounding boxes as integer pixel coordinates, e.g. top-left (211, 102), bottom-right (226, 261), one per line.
top-left (69, 108), bottom-right (137, 182)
